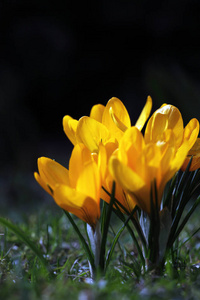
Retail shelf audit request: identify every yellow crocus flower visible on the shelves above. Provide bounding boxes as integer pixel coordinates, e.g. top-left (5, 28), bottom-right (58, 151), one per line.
top-left (63, 96), bottom-right (152, 151)
top-left (109, 126), bottom-right (192, 214)
top-left (34, 144), bottom-right (101, 229)
top-left (145, 104), bottom-right (199, 174)
top-left (145, 104), bottom-right (199, 152)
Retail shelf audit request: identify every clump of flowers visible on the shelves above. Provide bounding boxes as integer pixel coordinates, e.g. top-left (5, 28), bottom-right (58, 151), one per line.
top-left (35, 96), bottom-right (200, 278)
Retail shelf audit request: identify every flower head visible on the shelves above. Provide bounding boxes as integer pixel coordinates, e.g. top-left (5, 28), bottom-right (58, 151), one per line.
top-left (109, 126), bottom-right (191, 214)
top-left (145, 104), bottom-right (199, 154)
top-left (63, 96), bottom-right (152, 152)
top-left (34, 144), bottom-right (101, 228)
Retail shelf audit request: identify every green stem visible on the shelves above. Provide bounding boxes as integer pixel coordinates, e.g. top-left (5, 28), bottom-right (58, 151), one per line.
top-left (99, 181), bottom-right (116, 271)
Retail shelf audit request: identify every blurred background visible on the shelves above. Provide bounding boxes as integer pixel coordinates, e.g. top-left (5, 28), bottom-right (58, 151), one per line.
top-left (1, 0), bottom-right (200, 215)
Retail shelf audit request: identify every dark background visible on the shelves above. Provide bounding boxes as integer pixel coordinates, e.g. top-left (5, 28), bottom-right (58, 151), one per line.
top-left (1, 0), bottom-right (200, 214)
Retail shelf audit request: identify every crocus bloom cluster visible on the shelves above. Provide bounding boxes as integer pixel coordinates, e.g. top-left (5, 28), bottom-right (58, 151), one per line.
top-left (35, 96), bottom-right (199, 224)
top-left (62, 96), bottom-right (153, 214)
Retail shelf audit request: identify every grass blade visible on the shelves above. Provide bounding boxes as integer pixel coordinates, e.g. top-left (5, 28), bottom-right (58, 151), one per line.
top-left (0, 217), bottom-right (48, 269)
top-left (63, 210), bottom-right (95, 271)
top-left (176, 226), bottom-right (200, 251)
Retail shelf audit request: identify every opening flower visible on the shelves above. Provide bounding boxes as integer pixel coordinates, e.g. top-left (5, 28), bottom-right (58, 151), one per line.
top-left (145, 104), bottom-right (199, 158)
top-left (109, 126), bottom-right (191, 214)
top-left (63, 96), bottom-right (152, 152)
top-left (34, 144), bottom-right (101, 229)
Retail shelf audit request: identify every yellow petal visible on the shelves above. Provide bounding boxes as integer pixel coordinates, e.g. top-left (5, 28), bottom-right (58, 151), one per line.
top-left (76, 161), bottom-right (101, 204)
top-left (101, 176), bottom-right (136, 215)
top-left (97, 143), bottom-right (108, 181)
top-left (182, 155), bottom-right (200, 171)
top-left (63, 115), bottom-right (78, 145)
top-left (119, 126), bottom-right (144, 169)
top-left (161, 103), bottom-right (167, 107)
top-left (69, 144), bottom-right (92, 188)
top-left (170, 142), bottom-right (189, 173)
top-left (109, 157), bottom-right (144, 192)
top-left (187, 137), bottom-right (200, 156)
top-left (183, 118), bottom-right (199, 149)
top-left (54, 184), bottom-right (99, 226)
top-left (90, 104), bottom-right (105, 122)
top-left (160, 129), bottom-right (176, 147)
top-left (145, 104), bottom-right (184, 147)
top-left (158, 143), bottom-right (189, 200)
top-left (34, 172), bottom-right (52, 195)
top-left (109, 107), bottom-right (128, 132)
top-left (160, 146), bottom-right (175, 176)
top-left (76, 116), bottom-right (111, 152)
top-left (145, 113), bottom-right (168, 143)
top-left (181, 138), bottom-right (200, 171)
top-left (158, 105), bottom-right (184, 146)
top-left (109, 157), bottom-right (148, 211)
top-left (135, 95), bottom-right (152, 131)
top-left (37, 157), bottom-right (70, 191)
top-left (104, 142), bottom-right (118, 159)
top-left (102, 97), bottom-right (131, 140)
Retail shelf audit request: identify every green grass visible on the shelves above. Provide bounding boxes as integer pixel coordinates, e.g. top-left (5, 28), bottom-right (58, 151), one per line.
top-left (0, 205), bottom-right (200, 300)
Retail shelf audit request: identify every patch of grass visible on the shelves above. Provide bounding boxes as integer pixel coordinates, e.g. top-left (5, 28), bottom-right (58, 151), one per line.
top-left (0, 205), bottom-right (200, 300)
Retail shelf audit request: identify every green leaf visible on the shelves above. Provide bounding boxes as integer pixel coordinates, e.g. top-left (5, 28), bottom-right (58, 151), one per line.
top-left (159, 207), bottom-right (172, 261)
top-left (0, 217), bottom-right (48, 269)
top-left (102, 187), bottom-right (147, 252)
top-left (176, 156), bottom-right (193, 195)
top-left (102, 185), bottom-right (146, 267)
top-left (112, 204), bottom-right (146, 269)
top-left (163, 172), bottom-right (178, 210)
top-left (148, 180), bottom-right (160, 265)
top-left (189, 169), bottom-right (200, 197)
top-left (172, 157), bottom-right (194, 217)
top-left (105, 205), bottom-right (138, 271)
top-left (167, 162), bottom-right (199, 249)
top-left (100, 199), bottom-right (108, 235)
top-left (172, 195), bottom-right (200, 244)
